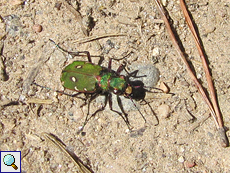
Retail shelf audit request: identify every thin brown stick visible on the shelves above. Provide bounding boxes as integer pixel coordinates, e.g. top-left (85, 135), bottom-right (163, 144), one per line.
top-left (42, 132), bottom-right (93, 173)
top-left (188, 114), bottom-right (210, 132)
top-left (0, 41), bottom-right (8, 81)
top-left (153, 0), bottom-right (218, 127)
top-left (179, 0), bottom-right (223, 128)
top-left (73, 33), bottom-right (126, 43)
top-left (154, 0), bottom-right (229, 147)
top-left (179, 0), bottom-right (228, 147)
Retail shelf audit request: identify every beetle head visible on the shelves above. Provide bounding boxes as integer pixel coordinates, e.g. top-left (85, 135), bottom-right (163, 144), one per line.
top-left (125, 80), bottom-right (146, 100)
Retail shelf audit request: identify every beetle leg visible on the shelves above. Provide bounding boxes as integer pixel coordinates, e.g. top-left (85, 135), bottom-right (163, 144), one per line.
top-left (49, 39), bottom-right (92, 62)
top-left (126, 69), bottom-right (147, 78)
top-left (87, 93), bottom-right (107, 116)
top-left (141, 99), bottom-right (159, 126)
top-left (79, 93), bottom-right (107, 133)
top-left (108, 58), bottom-right (112, 72)
top-left (125, 94), bottom-right (147, 123)
top-left (108, 93), bottom-right (133, 131)
top-left (116, 62), bottom-right (126, 74)
top-left (80, 51), bottom-right (92, 62)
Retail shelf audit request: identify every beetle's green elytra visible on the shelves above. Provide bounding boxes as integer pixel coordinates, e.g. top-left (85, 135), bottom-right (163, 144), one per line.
top-left (61, 60), bottom-right (128, 95)
top-left (61, 61), bottom-right (102, 93)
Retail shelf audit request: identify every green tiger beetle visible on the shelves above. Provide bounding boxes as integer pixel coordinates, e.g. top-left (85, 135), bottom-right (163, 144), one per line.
top-left (33, 39), bottom-right (159, 133)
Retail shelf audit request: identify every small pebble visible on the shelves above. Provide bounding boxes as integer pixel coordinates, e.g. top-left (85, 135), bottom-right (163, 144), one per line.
top-left (9, 0), bottom-right (24, 6)
top-left (159, 82), bottom-right (169, 93)
top-left (178, 156), bottom-right (185, 163)
top-left (68, 162), bottom-right (74, 168)
top-left (180, 146), bottom-right (185, 153)
top-left (33, 24), bottom-right (43, 33)
top-left (184, 160), bottom-right (196, 168)
top-left (218, 127), bottom-right (229, 148)
top-left (128, 63), bottom-right (160, 87)
top-left (152, 47), bottom-right (160, 57)
top-left (162, 0), bottom-right (168, 6)
top-left (157, 104), bottom-right (170, 119)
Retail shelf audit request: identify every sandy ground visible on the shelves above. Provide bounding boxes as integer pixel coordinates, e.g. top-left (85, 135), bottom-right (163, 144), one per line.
top-left (1, 0), bottom-right (230, 172)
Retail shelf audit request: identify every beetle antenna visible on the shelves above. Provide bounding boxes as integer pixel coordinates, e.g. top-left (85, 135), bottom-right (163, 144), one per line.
top-left (144, 86), bottom-right (175, 96)
top-left (144, 86), bottom-right (164, 92)
top-left (126, 95), bottom-right (147, 123)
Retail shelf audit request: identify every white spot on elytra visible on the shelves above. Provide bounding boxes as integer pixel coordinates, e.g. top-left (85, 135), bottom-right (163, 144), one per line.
top-left (76, 65), bottom-right (82, 69)
top-left (74, 86), bottom-right (79, 91)
top-left (84, 88), bottom-right (87, 91)
top-left (71, 76), bottom-right (76, 82)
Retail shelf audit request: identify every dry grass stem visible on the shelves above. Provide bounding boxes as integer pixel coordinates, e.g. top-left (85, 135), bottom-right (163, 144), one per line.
top-left (73, 33), bottom-right (126, 43)
top-left (179, 0), bottom-right (228, 147)
top-left (42, 132), bottom-right (93, 173)
top-left (188, 114), bottom-right (210, 132)
top-left (153, 0), bottom-right (228, 147)
top-left (26, 98), bottom-right (53, 104)
top-left (179, 0), bottom-right (224, 129)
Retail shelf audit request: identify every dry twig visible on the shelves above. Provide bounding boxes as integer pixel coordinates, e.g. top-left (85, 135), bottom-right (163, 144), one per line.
top-left (0, 41), bottom-right (8, 81)
top-left (26, 98), bottom-right (53, 104)
top-left (42, 132), bottom-right (93, 173)
top-left (179, 0), bottom-right (228, 147)
top-left (73, 33), bottom-right (126, 44)
top-left (153, 0), bottom-right (228, 147)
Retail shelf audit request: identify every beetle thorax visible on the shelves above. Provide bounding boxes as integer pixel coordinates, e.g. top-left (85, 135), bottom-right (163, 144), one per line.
top-left (97, 73), bottom-right (127, 94)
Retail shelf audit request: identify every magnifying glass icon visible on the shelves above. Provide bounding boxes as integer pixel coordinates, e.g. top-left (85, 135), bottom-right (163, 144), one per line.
top-left (3, 154), bottom-right (18, 170)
